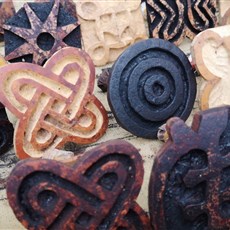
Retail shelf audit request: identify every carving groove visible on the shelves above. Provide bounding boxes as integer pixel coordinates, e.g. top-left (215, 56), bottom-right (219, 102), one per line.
top-left (3, 0), bottom-right (81, 65)
top-left (76, 0), bottom-right (147, 66)
top-left (191, 25), bottom-right (230, 110)
top-left (149, 106), bottom-right (230, 229)
top-left (0, 47), bottom-right (108, 160)
top-left (108, 39), bottom-right (196, 139)
top-left (145, 0), bottom-right (217, 45)
top-left (7, 140), bottom-right (151, 229)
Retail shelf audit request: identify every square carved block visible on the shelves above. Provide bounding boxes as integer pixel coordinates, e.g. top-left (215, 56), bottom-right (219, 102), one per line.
top-left (76, 0), bottom-right (148, 66)
top-left (191, 25), bottom-right (230, 110)
top-left (219, 0), bottom-right (230, 25)
top-left (0, 0), bottom-right (15, 42)
top-left (0, 47), bottom-right (108, 162)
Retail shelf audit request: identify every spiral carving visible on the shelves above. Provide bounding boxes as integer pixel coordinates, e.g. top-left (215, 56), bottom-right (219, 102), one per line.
top-left (108, 39), bottom-right (196, 139)
top-left (145, 0), bottom-right (217, 45)
top-left (7, 140), bottom-right (151, 230)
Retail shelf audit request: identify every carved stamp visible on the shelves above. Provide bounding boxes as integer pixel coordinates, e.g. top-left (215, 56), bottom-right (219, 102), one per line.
top-left (0, 0), bottom-right (15, 42)
top-left (7, 140), bottom-right (151, 229)
top-left (145, 0), bottom-right (217, 45)
top-left (76, 0), bottom-right (147, 66)
top-left (108, 39), bottom-right (196, 139)
top-left (149, 106), bottom-right (230, 229)
top-left (0, 47), bottom-right (108, 160)
top-left (35, 0), bottom-right (77, 19)
top-left (3, 0), bottom-right (81, 65)
top-left (219, 0), bottom-right (230, 25)
top-left (191, 25), bottom-right (230, 110)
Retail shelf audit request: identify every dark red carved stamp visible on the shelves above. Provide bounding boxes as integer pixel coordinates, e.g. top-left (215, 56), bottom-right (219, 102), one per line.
top-left (3, 0), bottom-right (81, 65)
top-left (149, 106), bottom-right (230, 229)
top-left (7, 140), bottom-right (151, 229)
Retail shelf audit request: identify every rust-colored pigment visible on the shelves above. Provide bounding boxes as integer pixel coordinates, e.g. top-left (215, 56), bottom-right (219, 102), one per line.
top-left (149, 106), bottom-right (230, 229)
top-left (7, 140), bottom-right (151, 230)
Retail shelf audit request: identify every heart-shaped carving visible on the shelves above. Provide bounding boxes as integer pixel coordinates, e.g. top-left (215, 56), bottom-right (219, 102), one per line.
top-left (149, 106), bottom-right (230, 229)
top-left (7, 140), bottom-right (151, 229)
top-left (0, 47), bottom-right (108, 159)
top-left (191, 25), bottom-right (230, 110)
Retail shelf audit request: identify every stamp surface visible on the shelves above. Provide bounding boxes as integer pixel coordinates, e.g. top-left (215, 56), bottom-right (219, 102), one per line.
top-left (191, 25), bottom-right (230, 110)
top-left (7, 140), bottom-right (151, 230)
top-left (108, 39), bottom-right (196, 139)
top-left (4, 0), bottom-right (81, 65)
top-left (0, 47), bottom-right (108, 159)
top-left (149, 106), bottom-right (230, 229)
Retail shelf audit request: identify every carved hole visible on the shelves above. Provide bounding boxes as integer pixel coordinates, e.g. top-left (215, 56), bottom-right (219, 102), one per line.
top-left (75, 212), bottom-right (92, 226)
top-left (98, 172), bottom-right (118, 190)
top-left (152, 82), bottom-right (164, 96)
top-left (36, 128), bottom-right (52, 144)
top-left (37, 32), bottom-right (55, 51)
top-left (37, 190), bottom-right (57, 209)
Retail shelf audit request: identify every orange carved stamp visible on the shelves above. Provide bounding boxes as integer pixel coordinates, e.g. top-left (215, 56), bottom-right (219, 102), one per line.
top-left (0, 0), bottom-right (15, 42)
top-left (191, 25), bottom-right (230, 110)
top-left (76, 0), bottom-right (147, 66)
top-left (0, 47), bottom-right (108, 160)
top-left (219, 0), bottom-right (230, 25)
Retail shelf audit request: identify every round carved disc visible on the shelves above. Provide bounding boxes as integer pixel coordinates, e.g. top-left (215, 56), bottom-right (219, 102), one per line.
top-left (108, 39), bottom-right (196, 139)
top-left (149, 106), bottom-right (230, 229)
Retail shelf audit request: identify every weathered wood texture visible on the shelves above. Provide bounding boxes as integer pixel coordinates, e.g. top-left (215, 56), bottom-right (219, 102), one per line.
top-left (149, 106), bottom-right (230, 229)
top-left (219, 0), bottom-right (230, 25)
top-left (191, 25), bottom-right (230, 110)
top-left (0, 0), bottom-right (15, 42)
top-left (145, 0), bottom-right (217, 45)
top-left (4, 0), bottom-right (81, 65)
top-left (76, 0), bottom-right (147, 66)
top-left (0, 47), bottom-right (108, 161)
top-left (108, 39), bottom-right (196, 139)
top-left (7, 140), bottom-right (151, 230)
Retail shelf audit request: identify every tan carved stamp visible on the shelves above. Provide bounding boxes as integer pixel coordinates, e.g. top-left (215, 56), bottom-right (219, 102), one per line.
top-left (191, 25), bottom-right (230, 110)
top-left (76, 0), bottom-right (147, 66)
top-left (219, 0), bottom-right (230, 25)
top-left (0, 47), bottom-right (108, 161)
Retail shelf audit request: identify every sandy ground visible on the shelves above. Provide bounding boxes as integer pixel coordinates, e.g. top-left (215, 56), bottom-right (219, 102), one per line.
top-left (0, 1), bottom-right (201, 229)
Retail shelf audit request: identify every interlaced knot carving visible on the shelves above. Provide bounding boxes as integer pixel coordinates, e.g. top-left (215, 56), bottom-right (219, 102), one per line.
top-left (0, 47), bottom-right (108, 159)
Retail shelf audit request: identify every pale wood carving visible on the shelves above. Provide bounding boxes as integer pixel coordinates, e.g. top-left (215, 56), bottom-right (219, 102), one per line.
top-left (219, 0), bottom-right (230, 25)
top-left (191, 25), bottom-right (230, 110)
top-left (0, 47), bottom-right (108, 161)
top-left (76, 0), bottom-right (147, 66)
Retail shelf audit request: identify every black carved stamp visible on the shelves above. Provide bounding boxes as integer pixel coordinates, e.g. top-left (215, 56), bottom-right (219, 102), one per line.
top-left (108, 38), bottom-right (196, 139)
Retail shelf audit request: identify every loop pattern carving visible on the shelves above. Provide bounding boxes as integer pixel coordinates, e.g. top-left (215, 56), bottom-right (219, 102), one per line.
top-left (7, 140), bottom-right (151, 229)
top-left (0, 47), bottom-right (108, 159)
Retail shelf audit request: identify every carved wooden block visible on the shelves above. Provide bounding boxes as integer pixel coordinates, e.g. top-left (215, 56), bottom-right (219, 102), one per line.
top-left (149, 106), bottom-right (230, 229)
top-left (0, 47), bottom-right (108, 160)
top-left (0, 0), bottom-right (15, 42)
top-left (7, 140), bottom-right (151, 230)
top-left (108, 39), bottom-right (196, 139)
top-left (3, 0), bottom-right (81, 65)
top-left (76, 0), bottom-right (147, 66)
top-left (145, 0), bottom-right (217, 45)
top-left (191, 25), bottom-right (230, 110)
top-left (219, 0), bottom-right (230, 25)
